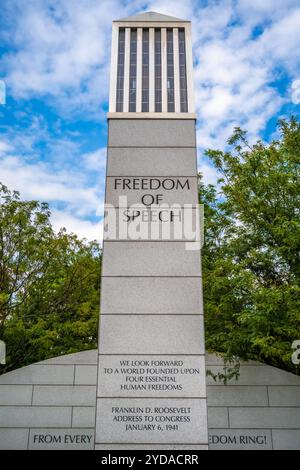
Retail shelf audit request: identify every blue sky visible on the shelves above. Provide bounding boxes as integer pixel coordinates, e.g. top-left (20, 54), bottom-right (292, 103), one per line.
top-left (0, 0), bottom-right (300, 242)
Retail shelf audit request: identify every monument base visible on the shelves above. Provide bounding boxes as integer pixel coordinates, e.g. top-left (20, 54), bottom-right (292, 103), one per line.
top-left (0, 350), bottom-right (299, 450)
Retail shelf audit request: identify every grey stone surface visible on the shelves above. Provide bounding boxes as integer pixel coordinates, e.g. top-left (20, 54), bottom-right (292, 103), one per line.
top-left (96, 444), bottom-right (208, 450)
top-left (102, 241), bottom-right (201, 277)
top-left (206, 364), bottom-right (300, 386)
top-left (107, 148), bottom-right (197, 177)
top-left (41, 350), bottom-right (97, 365)
top-left (207, 386), bottom-right (268, 407)
top-left (0, 385), bottom-right (33, 405)
top-left (108, 119), bottom-right (196, 147)
top-left (0, 406), bottom-right (72, 427)
top-left (72, 407), bottom-right (96, 428)
top-left (268, 386), bottom-right (300, 406)
top-left (98, 355), bottom-right (206, 398)
top-left (229, 407), bottom-right (300, 428)
top-left (0, 364), bottom-right (74, 385)
top-left (99, 315), bottom-right (205, 355)
top-left (272, 430), bottom-right (300, 450)
top-left (207, 407), bottom-right (229, 428)
top-left (105, 177), bottom-right (198, 206)
top-left (100, 277), bottom-right (203, 314)
top-left (96, 397), bottom-right (208, 444)
top-left (206, 353), bottom-right (261, 366)
top-left (103, 206), bottom-right (200, 242)
top-left (28, 429), bottom-right (94, 450)
top-left (0, 351), bottom-right (300, 449)
top-left (32, 385), bottom-right (96, 406)
top-left (208, 429), bottom-right (272, 450)
top-left (75, 365), bottom-right (98, 385)
top-left (0, 429), bottom-right (29, 450)
top-left (205, 353), bottom-right (227, 366)
top-left (98, 112), bottom-right (206, 450)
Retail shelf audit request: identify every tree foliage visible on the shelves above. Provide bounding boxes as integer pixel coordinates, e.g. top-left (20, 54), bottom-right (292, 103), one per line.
top-left (1, 118), bottom-right (299, 377)
top-left (0, 183), bottom-right (100, 374)
top-left (201, 118), bottom-right (300, 374)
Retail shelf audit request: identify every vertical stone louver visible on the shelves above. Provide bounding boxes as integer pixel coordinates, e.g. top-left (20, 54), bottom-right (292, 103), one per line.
top-left (109, 11), bottom-right (195, 115)
top-left (95, 11), bottom-right (208, 450)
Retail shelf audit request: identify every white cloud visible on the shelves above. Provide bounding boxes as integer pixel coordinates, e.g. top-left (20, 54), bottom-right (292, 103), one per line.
top-left (146, 0), bottom-right (194, 20)
top-left (198, 162), bottom-right (220, 186)
top-left (236, 0), bottom-right (300, 25)
top-left (0, 141), bottom-right (12, 155)
top-left (258, 8), bottom-right (300, 76)
top-left (0, 154), bottom-right (100, 209)
top-left (84, 148), bottom-right (107, 171)
top-left (1, 0), bottom-right (130, 116)
top-left (2, 0), bottom-right (299, 128)
top-left (0, 141), bottom-right (104, 241)
top-left (200, 85), bottom-right (234, 119)
top-left (191, 1), bottom-right (299, 153)
top-left (1, 0), bottom-right (300, 240)
top-left (192, 0), bottom-right (234, 42)
top-left (51, 209), bottom-right (103, 242)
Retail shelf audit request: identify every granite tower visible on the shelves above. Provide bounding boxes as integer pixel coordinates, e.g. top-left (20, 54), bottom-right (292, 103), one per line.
top-left (95, 11), bottom-right (208, 450)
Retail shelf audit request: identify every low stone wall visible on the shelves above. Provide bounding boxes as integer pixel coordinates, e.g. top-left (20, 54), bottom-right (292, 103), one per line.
top-left (0, 350), bottom-right (299, 449)
top-left (0, 350), bottom-right (97, 450)
top-left (206, 354), bottom-right (300, 450)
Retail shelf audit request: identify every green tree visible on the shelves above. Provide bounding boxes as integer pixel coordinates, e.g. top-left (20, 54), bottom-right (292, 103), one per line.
top-left (0, 183), bottom-right (101, 374)
top-left (201, 118), bottom-right (300, 375)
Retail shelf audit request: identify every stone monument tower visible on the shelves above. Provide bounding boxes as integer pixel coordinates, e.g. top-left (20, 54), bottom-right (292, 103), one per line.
top-left (0, 11), bottom-right (299, 453)
top-left (95, 11), bottom-right (208, 450)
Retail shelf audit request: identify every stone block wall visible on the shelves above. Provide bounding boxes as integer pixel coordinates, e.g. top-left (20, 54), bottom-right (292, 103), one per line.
top-left (0, 350), bottom-right (299, 449)
top-left (0, 350), bottom-right (97, 449)
top-left (206, 353), bottom-right (300, 449)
